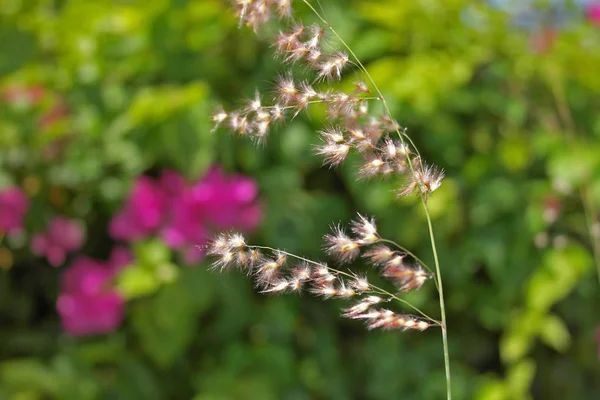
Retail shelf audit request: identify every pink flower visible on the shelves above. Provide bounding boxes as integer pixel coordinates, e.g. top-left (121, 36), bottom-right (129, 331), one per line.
top-left (2, 84), bottom-right (68, 128)
top-left (109, 166), bottom-right (261, 264)
top-left (2, 85), bottom-right (45, 105)
top-left (107, 246), bottom-right (134, 273)
top-left (158, 169), bottom-right (187, 198)
top-left (160, 166), bottom-right (262, 263)
top-left (110, 166), bottom-right (262, 264)
top-left (0, 187), bottom-right (29, 234)
top-left (596, 327), bottom-right (600, 360)
top-left (31, 217), bottom-right (85, 267)
top-left (587, 3), bottom-right (600, 26)
top-left (529, 28), bottom-right (558, 54)
top-left (109, 176), bottom-right (168, 241)
top-left (39, 101), bottom-right (68, 129)
top-left (57, 247), bottom-right (132, 336)
top-left (190, 166), bottom-right (262, 231)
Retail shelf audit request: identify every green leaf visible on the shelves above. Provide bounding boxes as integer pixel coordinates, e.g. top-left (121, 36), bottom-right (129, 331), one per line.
top-left (131, 282), bottom-right (198, 368)
top-left (499, 136), bottom-right (530, 172)
top-left (527, 245), bottom-right (593, 311)
top-left (0, 359), bottom-right (58, 395)
top-left (135, 239), bottom-right (171, 268)
top-left (500, 328), bottom-right (534, 365)
top-left (475, 379), bottom-right (509, 400)
top-left (507, 359), bottom-right (535, 399)
top-left (500, 311), bottom-right (541, 364)
top-left (538, 314), bottom-right (571, 353)
top-left (127, 83), bottom-right (208, 125)
top-left (547, 144), bottom-right (600, 189)
top-left (116, 264), bottom-right (161, 299)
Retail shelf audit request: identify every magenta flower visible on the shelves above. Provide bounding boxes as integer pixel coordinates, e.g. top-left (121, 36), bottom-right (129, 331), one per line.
top-left (2, 84), bottom-right (68, 128)
top-left (529, 28), bottom-right (558, 54)
top-left (588, 3), bottom-right (600, 26)
top-left (0, 187), bottom-right (29, 235)
top-left (31, 217), bottom-right (85, 267)
top-left (107, 246), bottom-right (134, 273)
top-left (109, 176), bottom-right (168, 241)
top-left (160, 166), bottom-right (262, 263)
top-left (190, 166), bottom-right (262, 231)
top-left (158, 169), bottom-right (187, 199)
top-left (110, 166), bottom-right (261, 264)
top-left (56, 247), bottom-right (132, 336)
top-left (39, 100), bottom-right (68, 129)
top-left (2, 85), bottom-right (45, 105)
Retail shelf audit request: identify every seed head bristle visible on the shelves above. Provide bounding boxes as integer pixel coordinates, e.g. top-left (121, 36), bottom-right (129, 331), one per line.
top-left (342, 295), bottom-right (383, 318)
top-left (292, 262), bottom-right (312, 281)
top-left (310, 282), bottom-right (338, 298)
top-left (274, 250), bottom-right (287, 266)
top-left (363, 118), bottom-right (385, 143)
top-left (335, 281), bottom-right (357, 298)
top-left (350, 214), bottom-right (379, 245)
top-left (235, 0), bottom-right (272, 32)
top-left (275, 0), bottom-right (293, 19)
top-left (324, 225), bottom-right (361, 264)
top-left (350, 275), bottom-right (370, 293)
top-left (353, 309), bottom-right (430, 331)
top-left (359, 155), bottom-right (387, 179)
top-left (397, 164), bottom-right (445, 200)
top-left (211, 250), bottom-right (236, 271)
top-left (256, 257), bottom-right (283, 284)
top-left (381, 115), bottom-right (402, 132)
top-left (262, 278), bottom-right (290, 294)
top-left (270, 104), bottom-right (285, 121)
top-left (354, 81), bottom-right (370, 94)
top-left (315, 142), bottom-right (350, 167)
top-left (316, 52), bottom-right (349, 81)
top-left (275, 30), bottom-right (301, 53)
top-left (275, 75), bottom-right (298, 104)
top-left (363, 245), bottom-right (394, 266)
top-left (211, 106), bottom-right (228, 132)
top-left (306, 24), bottom-right (325, 50)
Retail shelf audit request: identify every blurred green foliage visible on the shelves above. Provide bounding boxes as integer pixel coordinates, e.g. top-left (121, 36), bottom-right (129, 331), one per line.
top-left (1, 0), bottom-right (600, 399)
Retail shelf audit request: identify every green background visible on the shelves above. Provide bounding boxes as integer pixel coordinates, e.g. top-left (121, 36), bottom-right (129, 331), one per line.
top-left (1, 0), bottom-right (600, 399)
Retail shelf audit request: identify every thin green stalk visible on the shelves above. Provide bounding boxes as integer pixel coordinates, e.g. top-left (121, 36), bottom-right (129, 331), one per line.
top-left (379, 238), bottom-right (435, 273)
top-left (424, 204), bottom-right (451, 400)
top-left (302, 2), bottom-right (451, 398)
top-left (549, 77), bottom-right (600, 286)
top-left (580, 187), bottom-right (600, 286)
top-left (261, 96), bottom-right (380, 111)
top-left (378, 238), bottom-right (439, 291)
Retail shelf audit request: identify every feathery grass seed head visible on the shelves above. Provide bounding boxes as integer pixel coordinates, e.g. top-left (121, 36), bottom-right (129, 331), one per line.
top-left (397, 164), bottom-right (445, 200)
top-left (324, 225), bottom-right (361, 264)
top-left (350, 275), bottom-right (370, 292)
top-left (350, 214), bottom-right (379, 244)
top-left (363, 245), bottom-right (394, 266)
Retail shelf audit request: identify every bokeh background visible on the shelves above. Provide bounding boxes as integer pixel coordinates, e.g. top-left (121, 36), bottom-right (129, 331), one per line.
top-left (1, 0), bottom-right (600, 399)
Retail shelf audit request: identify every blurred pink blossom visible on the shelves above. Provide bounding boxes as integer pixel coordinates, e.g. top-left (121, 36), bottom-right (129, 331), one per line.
top-left (165, 166), bottom-right (262, 263)
top-left (39, 101), bottom-right (69, 129)
top-left (596, 327), bottom-right (600, 360)
top-left (109, 176), bottom-right (168, 241)
top-left (31, 217), bottom-right (85, 267)
top-left (0, 187), bottom-right (29, 234)
top-left (2, 85), bottom-right (45, 105)
top-left (2, 84), bottom-right (68, 128)
top-left (191, 166), bottom-right (262, 231)
top-left (529, 28), bottom-right (558, 53)
top-left (110, 166), bottom-right (261, 264)
top-left (587, 3), bottom-right (600, 26)
top-left (57, 247), bottom-right (132, 336)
